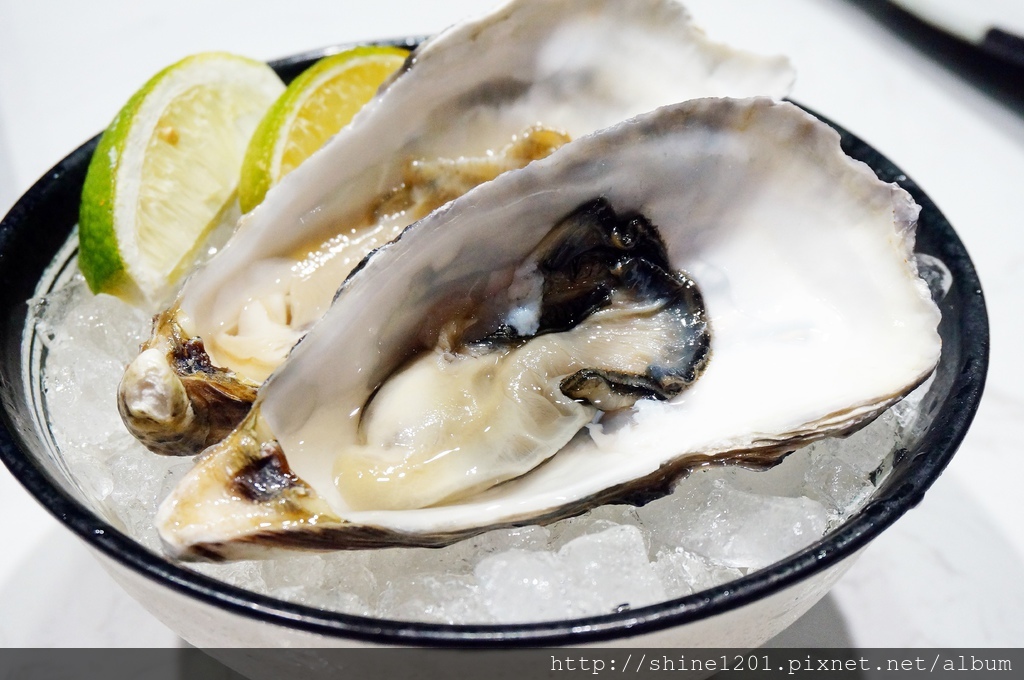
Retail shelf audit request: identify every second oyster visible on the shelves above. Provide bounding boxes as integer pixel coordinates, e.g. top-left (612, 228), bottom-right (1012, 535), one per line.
top-left (119, 0), bottom-right (794, 456)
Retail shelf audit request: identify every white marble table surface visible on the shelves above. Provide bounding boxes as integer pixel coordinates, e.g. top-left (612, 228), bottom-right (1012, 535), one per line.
top-left (1, 0), bottom-right (1021, 648)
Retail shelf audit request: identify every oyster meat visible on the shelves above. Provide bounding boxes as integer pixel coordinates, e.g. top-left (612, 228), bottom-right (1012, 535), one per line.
top-left (157, 98), bottom-right (942, 560)
top-left (118, 0), bottom-right (794, 456)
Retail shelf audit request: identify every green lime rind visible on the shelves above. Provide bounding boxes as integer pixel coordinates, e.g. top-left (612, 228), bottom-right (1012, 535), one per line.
top-left (238, 46), bottom-right (409, 214)
top-left (78, 75), bottom-right (148, 297)
top-left (79, 52), bottom-right (282, 299)
top-left (237, 89), bottom-right (279, 215)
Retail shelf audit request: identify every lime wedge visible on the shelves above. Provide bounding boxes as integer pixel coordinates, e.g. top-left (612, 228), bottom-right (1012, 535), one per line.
top-left (238, 46), bottom-right (408, 213)
top-left (79, 52), bottom-right (285, 301)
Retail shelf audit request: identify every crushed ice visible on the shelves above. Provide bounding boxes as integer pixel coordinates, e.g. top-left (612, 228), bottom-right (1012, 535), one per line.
top-left (36, 273), bottom-right (917, 625)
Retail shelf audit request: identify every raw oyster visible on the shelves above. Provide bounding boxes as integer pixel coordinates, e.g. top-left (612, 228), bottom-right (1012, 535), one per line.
top-left (156, 98), bottom-right (942, 560)
top-left (118, 0), bottom-right (794, 456)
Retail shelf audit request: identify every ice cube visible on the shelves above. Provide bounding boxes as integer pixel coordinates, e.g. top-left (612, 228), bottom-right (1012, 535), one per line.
top-left (653, 546), bottom-right (743, 598)
top-left (558, 524), bottom-right (664, 616)
top-left (477, 524), bottom-right (663, 622)
top-left (802, 451), bottom-right (873, 518)
top-left (258, 554), bottom-right (372, 610)
top-left (476, 549), bottom-right (569, 623)
top-left (260, 555), bottom-right (329, 592)
top-left (710, 453), bottom-right (813, 498)
top-left (440, 524), bottom-right (553, 572)
top-left (798, 412), bottom-right (901, 519)
top-left (638, 474), bottom-right (828, 570)
top-left (191, 560), bottom-right (266, 592)
top-left (546, 504), bottom-right (644, 549)
top-left (377, 574), bottom-right (485, 624)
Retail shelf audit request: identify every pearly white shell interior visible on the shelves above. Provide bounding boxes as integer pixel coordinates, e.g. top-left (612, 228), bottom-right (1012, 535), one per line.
top-left (262, 98), bottom-right (942, 536)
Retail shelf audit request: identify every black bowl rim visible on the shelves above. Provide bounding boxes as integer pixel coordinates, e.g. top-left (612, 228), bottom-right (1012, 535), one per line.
top-left (0, 43), bottom-right (989, 647)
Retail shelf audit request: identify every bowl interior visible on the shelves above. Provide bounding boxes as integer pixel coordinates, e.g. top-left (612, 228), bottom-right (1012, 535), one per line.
top-left (0, 46), bottom-right (989, 646)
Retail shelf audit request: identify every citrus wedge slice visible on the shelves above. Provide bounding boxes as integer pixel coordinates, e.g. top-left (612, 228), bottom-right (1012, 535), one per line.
top-left (79, 52), bottom-right (285, 301)
top-left (238, 46), bottom-right (409, 213)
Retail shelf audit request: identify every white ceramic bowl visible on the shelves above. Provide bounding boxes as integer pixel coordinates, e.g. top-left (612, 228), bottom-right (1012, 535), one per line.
top-left (0, 46), bottom-right (988, 649)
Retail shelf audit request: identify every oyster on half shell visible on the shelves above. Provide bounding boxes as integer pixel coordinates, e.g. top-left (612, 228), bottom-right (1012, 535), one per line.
top-left (118, 0), bottom-right (794, 456)
top-left (156, 98), bottom-right (942, 561)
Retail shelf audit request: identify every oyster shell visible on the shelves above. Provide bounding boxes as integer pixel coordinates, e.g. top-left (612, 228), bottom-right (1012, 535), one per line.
top-left (157, 98), bottom-right (942, 560)
top-left (118, 0), bottom-right (794, 456)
